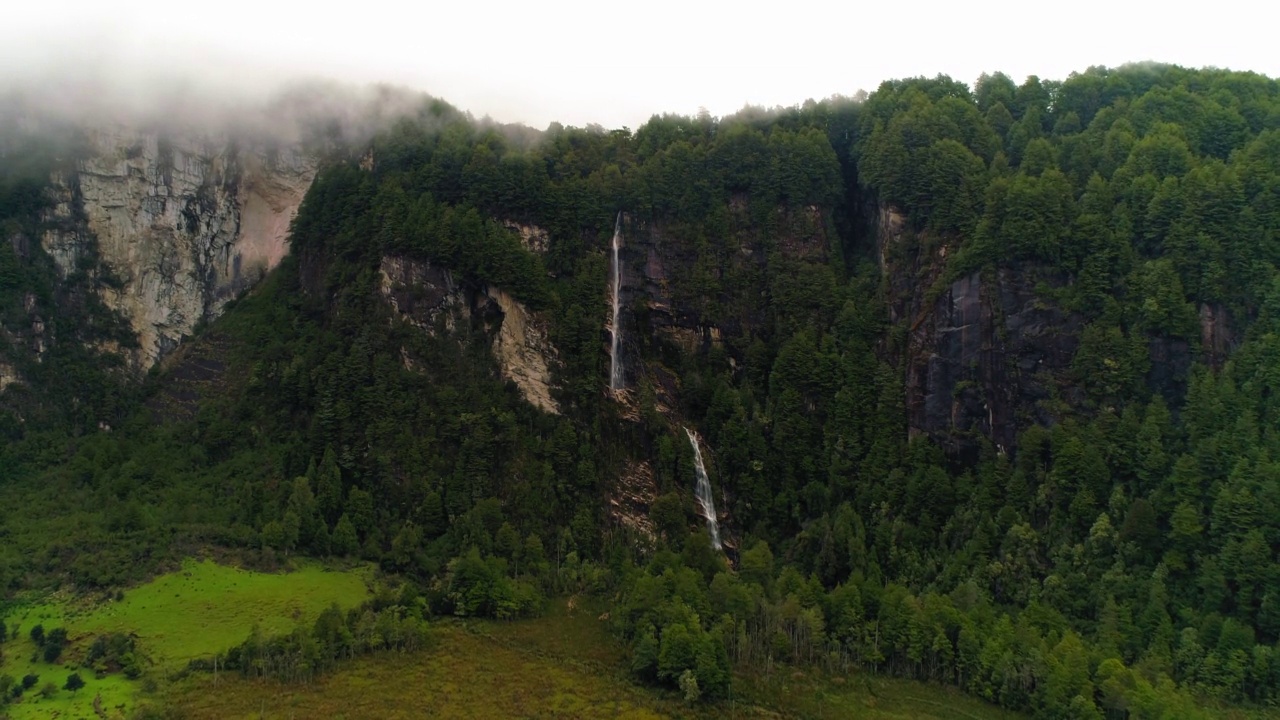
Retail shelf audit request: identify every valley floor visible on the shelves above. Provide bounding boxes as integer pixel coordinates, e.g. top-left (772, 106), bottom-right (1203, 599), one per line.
top-left (3, 562), bottom-right (1275, 719)
top-left (0, 559), bottom-right (372, 720)
top-left (165, 599), bottom-right (1024, 720)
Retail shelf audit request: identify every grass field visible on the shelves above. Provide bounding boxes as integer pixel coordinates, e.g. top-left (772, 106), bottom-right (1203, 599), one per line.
top-left (0, 558), bottom-right (373, 720)
top-left (11, 585), bottom-right (1275, 720)
top-left (166, 598), bottom-right (1023, 720)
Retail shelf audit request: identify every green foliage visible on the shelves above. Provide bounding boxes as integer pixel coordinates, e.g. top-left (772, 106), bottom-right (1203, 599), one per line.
top-left (203, 596), bottom-right (428, 683)
top-left (40, 627), bottom-right (66, 663)
top-left (85, 632), bottom-right (141, 678)
top-left (440, 547), bottom-right (543, 619)
top-left (2, 61), bottom-right (1280, 718)
top-left (331, 514), bottom-right (359, 557)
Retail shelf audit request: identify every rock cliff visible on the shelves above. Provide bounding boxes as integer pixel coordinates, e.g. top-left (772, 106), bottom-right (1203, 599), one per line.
top-left (485, 286), bottom-right (559, 414)
top-left (878, 201), bottom-right (1234, 455)
top-left (616, 202), bottom-right (831, 378)
top-left (899, 265), bottom-right (1083, 455)
top-left (0, 361), bottom-right (16, 392)
top-left (40, 126), bottom-right (315, 369)
top-left (378, 255), bottom-right (560, 414)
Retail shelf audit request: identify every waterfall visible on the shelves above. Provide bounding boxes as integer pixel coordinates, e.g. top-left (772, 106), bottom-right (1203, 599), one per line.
top-left (609, 213), bottom-right (624, 390)
top-left (684, 427), bottom-right (723, 550)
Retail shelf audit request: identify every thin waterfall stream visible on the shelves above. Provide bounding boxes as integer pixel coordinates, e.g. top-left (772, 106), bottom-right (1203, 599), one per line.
top-left (684, 427), bottom-right (723, 550)
top-left (609, 213), bottom-right (624, 390)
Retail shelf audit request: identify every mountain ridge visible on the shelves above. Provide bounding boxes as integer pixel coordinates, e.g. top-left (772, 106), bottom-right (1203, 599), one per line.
top-left (1, 62), bottom-right (1279, 718)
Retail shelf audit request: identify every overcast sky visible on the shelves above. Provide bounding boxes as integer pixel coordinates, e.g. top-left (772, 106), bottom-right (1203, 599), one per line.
top-left (4, 0), bottom-right (1277, 130)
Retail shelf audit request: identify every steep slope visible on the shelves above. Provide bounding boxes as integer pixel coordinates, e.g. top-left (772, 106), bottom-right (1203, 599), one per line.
top-left (0, 82), bottom-right (441, 431)
top-left (40, 126), bottom-right (315, 369)
top-left (378, 253), bottom-right (560, 413)
top-left (1, 64), bottom-right (1279, 719)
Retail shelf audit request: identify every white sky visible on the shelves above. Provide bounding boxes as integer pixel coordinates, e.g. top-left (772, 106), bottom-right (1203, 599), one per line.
top-left (3, 0), bottom-right (1277, 130)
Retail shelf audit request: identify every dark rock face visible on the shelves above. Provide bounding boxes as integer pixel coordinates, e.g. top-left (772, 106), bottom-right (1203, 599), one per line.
top-left (878, 200), bottom-right (1239, 456)
top-left (1198, 303), bottom-right (1235, 368)
top-left (877, 201), bottom-right (1086, 456)
top-left (620, 205), bottom-right (830, 366)
top-left (901, 265), bottom-right (1081, 455)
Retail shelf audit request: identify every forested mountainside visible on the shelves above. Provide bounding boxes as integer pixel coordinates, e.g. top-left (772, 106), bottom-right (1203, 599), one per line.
top-left (1, 63), bottom-right (1279, 718)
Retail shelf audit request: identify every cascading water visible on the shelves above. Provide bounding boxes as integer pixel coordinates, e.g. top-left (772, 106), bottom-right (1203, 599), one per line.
top-left (684, 427), bottom-right (723, 550)
top-left (609, 212), bottom-right (624, 390)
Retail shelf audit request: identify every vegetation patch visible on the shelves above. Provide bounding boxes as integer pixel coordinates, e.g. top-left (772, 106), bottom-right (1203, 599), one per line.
top-left (0, 559), bottom-right (372, 719)
top-left (165, 599), bottom-right (1020, 719)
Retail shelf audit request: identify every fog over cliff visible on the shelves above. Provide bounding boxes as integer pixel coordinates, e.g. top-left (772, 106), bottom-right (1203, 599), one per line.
top-left (0, 66), bottom-right (433, 150)
top-left (5, 0), bottom-right (1277, 130)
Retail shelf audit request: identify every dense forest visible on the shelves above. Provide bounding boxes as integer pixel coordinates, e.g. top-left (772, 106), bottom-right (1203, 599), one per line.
top-left (1, 63), bottom-right (1279, 718)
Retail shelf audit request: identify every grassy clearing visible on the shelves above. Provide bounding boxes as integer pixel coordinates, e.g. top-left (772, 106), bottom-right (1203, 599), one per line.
top-left (0, 558), bottom-right (373, 720)
top-left (167, 598), bottom-right (1022, 719)
top-left (0, 657), bottom-right (134, 720)
top-left (166, 622), bottom-right (673, 720)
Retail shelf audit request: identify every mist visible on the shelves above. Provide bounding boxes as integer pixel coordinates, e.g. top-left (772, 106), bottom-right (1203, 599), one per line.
top-left (0, 60), bottom-right (438, 152)
top-left (3, 0), bottom-right (1277, 136)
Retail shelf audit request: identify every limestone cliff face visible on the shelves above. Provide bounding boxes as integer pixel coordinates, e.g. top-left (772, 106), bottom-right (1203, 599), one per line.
top-left (484, 287), bottom-right (559, 414)
top-left (378, 255), bottom-right (560, 414)
top-left (41, 127), bottom-right (315, 369)
top-left (499, 220), bottom-right (550, 254)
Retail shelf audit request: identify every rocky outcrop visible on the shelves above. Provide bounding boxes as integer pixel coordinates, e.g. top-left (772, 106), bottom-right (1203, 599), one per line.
top-left (0, 361), bottom-right (17, 392)
top-left (499, 221), bottom-right (550, 254)
top-left (378, 255), bottom-right (469, 333)
top-left (609, 460), bottom-right (657, 539)
top-left (41, 126), bottom-right (315, 369)
top-left (880, 200), bottom-right (1089, 454)
top-left (880, 200), bottom-right (1233, 455)
top-left (1199, 303), bottom-right (1235, 368)
top-left (485, 287), bottom-right (559, 414)
top-left (877, 204), bottom-right (908, 271)
top-left (378, 255), bottom-right (560, 414)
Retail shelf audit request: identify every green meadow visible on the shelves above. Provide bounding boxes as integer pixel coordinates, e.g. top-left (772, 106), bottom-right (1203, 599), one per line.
top-left (166, 598), bottom-right (1023, 720)
top-left (0, 559), bottom-right (373, 719)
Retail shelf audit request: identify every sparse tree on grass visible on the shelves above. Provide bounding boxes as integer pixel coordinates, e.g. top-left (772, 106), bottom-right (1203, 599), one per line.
top-left (678, 669), bottom-right (700, 703)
